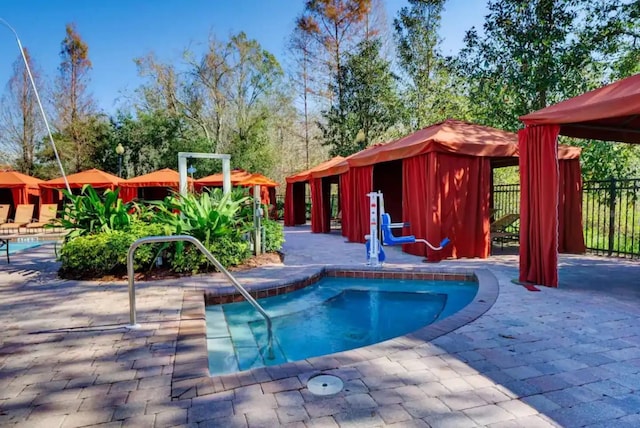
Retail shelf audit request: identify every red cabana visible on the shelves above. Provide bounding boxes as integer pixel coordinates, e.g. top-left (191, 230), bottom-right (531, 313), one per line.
top-left (39, 168), bottom-right (122, 204)
top-left (309, 145), bottom-right (385, 235)
top-left (195, 169), bottom-right (278, 206)
top-left (344, 120), bottom-right (517, 261)
top-left (519, 73), bottom-right (640, 287)
top-left (237, 173), bottom-right (278, 208)
top-left (327, 119), bottom-right (583, 262)
top-left (0, 171), bottom-right (43, 206)
top-left (119, 168), bottom-right (192, 202)
top-left (283, 157), bottom-right (344, 227)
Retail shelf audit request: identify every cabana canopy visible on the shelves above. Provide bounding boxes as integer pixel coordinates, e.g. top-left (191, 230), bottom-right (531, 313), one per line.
top-left (194, 169), bottom-right (253, 191)
top-left (40, 168), bottom-right (121, 189)
top-left (518, 73), bottom-right (640, 287)
top-left (347, 120), bottom-right (518, 167)
top-left (0, 171), bottom-right (43, 205)
top-left (286, 157), bottom-right (345, 183)
top-left (195, 169), bottom-right (277, 206)
top-left (120, 168), bottom-right (192, 202)
top-left (39, 168), bottom-right (122, 204)
top-left (237, 173), bottom-right (278, 188)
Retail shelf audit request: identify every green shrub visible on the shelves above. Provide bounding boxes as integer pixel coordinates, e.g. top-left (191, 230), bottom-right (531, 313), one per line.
top-left (59, 222), bottom-right (166, 279)
top-left (56, 185), bottom-right (135, 241)
top-left (169, 233), bottom-right (251, 274)
top-left (263, 218), bottom-right (284, 252)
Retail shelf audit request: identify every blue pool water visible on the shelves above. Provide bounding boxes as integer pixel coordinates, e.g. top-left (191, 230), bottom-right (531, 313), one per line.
top-left (206, 277), bottom-right (478, 376)
top-left (4, 240), bottom-right (43, 254)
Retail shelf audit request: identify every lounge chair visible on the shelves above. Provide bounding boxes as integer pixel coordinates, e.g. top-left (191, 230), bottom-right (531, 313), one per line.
top-left (490, 213), bottom-right (520, 249)
top-left (0, 204), bottom-right (35, 234)
top-left (0, 204), bottom-right (9, 224)
top-left (25, 204), bottom-right (59, 233)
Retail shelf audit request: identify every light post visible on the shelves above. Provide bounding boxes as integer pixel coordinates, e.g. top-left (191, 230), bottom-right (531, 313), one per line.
top-left (115, 143), bottom-right (125, 178)
top-left (0, 18), bottom-right (70, 192)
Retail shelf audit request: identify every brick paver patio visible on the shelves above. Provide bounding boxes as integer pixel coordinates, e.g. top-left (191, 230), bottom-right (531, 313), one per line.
top-left (0, 226), bottom-right (639, 427)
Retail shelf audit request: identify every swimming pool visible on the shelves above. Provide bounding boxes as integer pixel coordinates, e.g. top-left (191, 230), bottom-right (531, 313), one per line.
top-left (206, 276), bottom-right (478, 376)
top-left (6, 240), bottom-right (43, 254)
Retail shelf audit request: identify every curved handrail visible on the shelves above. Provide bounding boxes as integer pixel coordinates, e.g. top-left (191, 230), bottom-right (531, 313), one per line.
top-left (127, 235), bottom-right (274, 359)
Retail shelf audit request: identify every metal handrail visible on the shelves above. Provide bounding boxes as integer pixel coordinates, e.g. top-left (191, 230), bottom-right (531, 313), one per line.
top-left (127, 235), bottom-right (274, 358)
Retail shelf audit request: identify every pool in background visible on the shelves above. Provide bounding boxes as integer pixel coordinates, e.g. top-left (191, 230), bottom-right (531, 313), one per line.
top-left (206, 275), bottom-right (478, 376)
top-left (6, 240), bottom-right (43, 254)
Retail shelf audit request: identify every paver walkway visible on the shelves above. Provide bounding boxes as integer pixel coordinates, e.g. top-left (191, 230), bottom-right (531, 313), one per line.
top-left (0, 226), bottom-right (639, 427)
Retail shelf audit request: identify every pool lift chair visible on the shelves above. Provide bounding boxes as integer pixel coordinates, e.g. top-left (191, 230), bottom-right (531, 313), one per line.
top-left (365, 191), bottom-right (450, 267)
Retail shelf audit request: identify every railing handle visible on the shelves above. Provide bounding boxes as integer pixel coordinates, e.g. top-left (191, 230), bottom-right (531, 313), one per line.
top-left (127, 235), bottom-right (274, 359)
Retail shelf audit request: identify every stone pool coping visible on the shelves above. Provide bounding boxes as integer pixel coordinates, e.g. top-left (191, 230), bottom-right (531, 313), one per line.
top-left (171, 266), bottom-right (499, 400)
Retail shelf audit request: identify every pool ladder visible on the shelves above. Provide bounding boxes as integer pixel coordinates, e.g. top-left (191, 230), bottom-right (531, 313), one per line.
top-left (126, 235), bottom-right (274, 359)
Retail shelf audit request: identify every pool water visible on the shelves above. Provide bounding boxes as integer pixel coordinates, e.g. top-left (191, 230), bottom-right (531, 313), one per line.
top-left (4, 240), bottom-right (43, 254)
top-left (206, 277), bottom-right (478, 376)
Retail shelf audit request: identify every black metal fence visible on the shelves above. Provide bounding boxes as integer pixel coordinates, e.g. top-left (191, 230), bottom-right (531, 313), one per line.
top-left (494, 178), bottom-right (640, 258)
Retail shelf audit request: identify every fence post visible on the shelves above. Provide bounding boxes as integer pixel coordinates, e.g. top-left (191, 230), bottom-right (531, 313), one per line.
top-left (608, 178), bottom-right (616, 256)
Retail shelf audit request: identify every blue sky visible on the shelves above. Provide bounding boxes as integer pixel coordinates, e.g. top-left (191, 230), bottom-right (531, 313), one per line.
top-left (0, 0), bottom-right (487, 114)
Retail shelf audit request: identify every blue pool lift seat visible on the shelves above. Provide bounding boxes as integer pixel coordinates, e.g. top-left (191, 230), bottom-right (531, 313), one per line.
top-left (380, 213), bottom-right (450, 250)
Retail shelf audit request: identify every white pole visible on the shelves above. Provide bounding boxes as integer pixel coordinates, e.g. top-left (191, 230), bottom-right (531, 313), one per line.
top-left (178, 156), bottom-right (188, 196)
top-left (222, 158), bottom-right (231, 195)
top-left (254, 184), bottom-right (261, 256)
top-left (0, 18), bottom-right (70, 193)
top-left (366, 191), bottom-right (380, 267)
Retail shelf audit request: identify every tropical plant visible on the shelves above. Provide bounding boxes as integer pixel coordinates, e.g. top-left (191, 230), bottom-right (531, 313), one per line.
top-left (150, 188), bottom-right (250, 246)
top-left (55, 185), bottom-right (134, 240)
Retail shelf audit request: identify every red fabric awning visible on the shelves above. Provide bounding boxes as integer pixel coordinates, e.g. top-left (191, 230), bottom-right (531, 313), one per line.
top-left (286, 157), bottom-right (345, 183)
top-left (194, 169), bottom-right (276, 191)
top-left (237, 173), bottom-right (278, 188)
top-left (348, 120), bottom-right (518, 168)
top-left (40, 168), bottom-right (122, 189)
top-left (195, 169), bottom-right (252, 191)
top-left (39, 168), bottom-right (123, 204)
top-left (520, 73), bottom-right (640, 143)
top-left (120, 168), bottom-right (192, 188)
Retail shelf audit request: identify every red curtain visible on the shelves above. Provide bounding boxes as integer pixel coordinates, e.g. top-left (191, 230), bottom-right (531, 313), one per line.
top-left (10, 187), bottom-right (27, 205)
top-left (346, 166), bottom-right (373, 243)
top-left (310, 178), bottom-right (325, 233)
top-left (519, 125), bottom-right (560, 287)
top-left (40, 188), bottom-right (56, 204)
top-left (558, 159), bottom-right (585, 253)
top-left (340, 172), bottom-right (351, 237)
top-left (119, 187), bottom-right (137, 203)
top-left (402, 153), bottom-right (490, 261)
top-left (284, 182), bottom-right (295, 226)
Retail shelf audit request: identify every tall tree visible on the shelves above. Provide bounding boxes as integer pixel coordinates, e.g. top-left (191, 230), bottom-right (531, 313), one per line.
top-left (583, 0), bottom-right (640, 79)
top-left (297, 0), bottom-right (372, 106)
top-left (287, 21), bottom-right (319, 169)
top-left (457, 0), bottom-right (594, 132)
top-left (0, 49), bottom-right (41, 174)
top-left (394, 0), bottom-right (467, 129)
top-left (321, 39), bottom-right (400, 156)
top-left (52, 23), bottom-right (98, 172)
